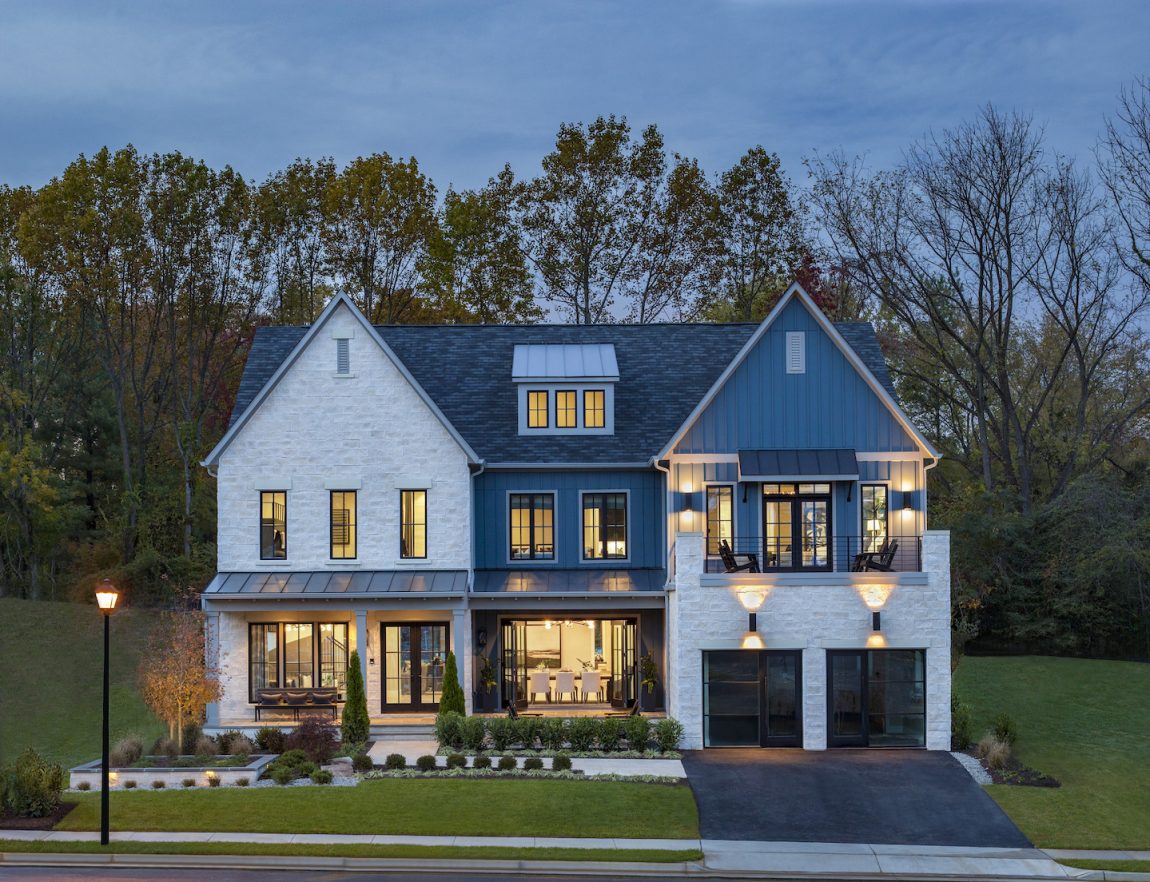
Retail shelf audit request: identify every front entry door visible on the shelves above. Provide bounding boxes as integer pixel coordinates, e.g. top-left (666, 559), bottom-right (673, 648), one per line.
top-left (610, 620), bottom-right (637, 708)
top-left (381, 623), bottom-right (449, 712)
top-left (500, 620), bottom-right (527, 709)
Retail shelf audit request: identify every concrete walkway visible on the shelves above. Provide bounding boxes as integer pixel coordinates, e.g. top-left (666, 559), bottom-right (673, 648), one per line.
top-left (5, 830), bottom-right (1145, 878)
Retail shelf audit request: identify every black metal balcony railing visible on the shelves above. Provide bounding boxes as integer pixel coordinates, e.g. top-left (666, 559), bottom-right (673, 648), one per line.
top-left (704, 535), bottom-right (923, 574)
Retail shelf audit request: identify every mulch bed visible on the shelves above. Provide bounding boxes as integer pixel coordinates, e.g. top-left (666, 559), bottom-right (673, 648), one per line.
top-left (962, 749), bottom-right (1061, 787)
top-left (0, 801), bottom-right (77, 830)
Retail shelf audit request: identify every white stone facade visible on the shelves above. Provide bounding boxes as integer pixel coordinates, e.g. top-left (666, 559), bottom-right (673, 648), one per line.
top-left (215, 302), bottom-right (472, 572)
top-left (668, 531), bottom-right (951, 751)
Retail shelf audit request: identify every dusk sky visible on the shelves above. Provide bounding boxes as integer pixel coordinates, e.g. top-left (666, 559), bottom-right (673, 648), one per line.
top-left (2, 0), bottom-right (1148, 191)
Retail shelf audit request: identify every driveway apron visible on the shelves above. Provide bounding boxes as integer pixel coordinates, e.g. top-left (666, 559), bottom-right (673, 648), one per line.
top-left (682, 748), bottom-right (1031, 847)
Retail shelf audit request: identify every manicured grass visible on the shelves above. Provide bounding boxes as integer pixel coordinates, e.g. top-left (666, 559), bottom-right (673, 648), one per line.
top-left (1060, 860), bottom-right (1150, 873)
top-left (954, 655), bottom-right (1150, 849)
top-left (0, 598), bottom-right (165, 768)
top-left (55, 779), bottom-right (700, 839)
top-left (0, 840), bottom-right (702, 863)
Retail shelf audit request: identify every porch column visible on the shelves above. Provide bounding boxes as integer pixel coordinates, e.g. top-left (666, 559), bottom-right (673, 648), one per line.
top-left (802, 646), bottom-right (827, 750)
top-left (204, 610), bottom-right (220, 728)
top-left (452, 607), bottom-right (471, 714)
top-left (355, 609), bottom-right (369, 689)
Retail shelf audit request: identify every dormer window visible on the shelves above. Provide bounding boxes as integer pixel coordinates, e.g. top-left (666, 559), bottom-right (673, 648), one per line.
top-left (528, 391), bottom-right (549, 428)
top-left (513, 344), bottom-right (617, 436)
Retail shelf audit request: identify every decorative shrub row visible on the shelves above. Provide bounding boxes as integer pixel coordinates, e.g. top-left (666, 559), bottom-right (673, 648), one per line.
top-left (434, 712), bottom-right (684, 754)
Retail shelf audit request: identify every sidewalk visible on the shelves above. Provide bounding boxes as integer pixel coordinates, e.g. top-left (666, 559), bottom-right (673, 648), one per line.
top-left (6, 830), bottom-right (1150, 879)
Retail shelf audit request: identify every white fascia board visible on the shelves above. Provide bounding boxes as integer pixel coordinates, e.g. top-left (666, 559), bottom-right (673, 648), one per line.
top-left (655, 282), bottom-right (941, 461)
top-left (201, 292), bottom-right (479, 467)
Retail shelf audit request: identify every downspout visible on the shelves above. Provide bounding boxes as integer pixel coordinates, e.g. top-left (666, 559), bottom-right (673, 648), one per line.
top-left (922, 455), bottom-right (940, 571)
top-left (650, 457), bottom-right (672, 583)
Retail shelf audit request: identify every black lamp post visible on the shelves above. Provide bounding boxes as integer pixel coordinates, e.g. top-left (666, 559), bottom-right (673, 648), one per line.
top-left (95, 580), bottom-right (119, 846)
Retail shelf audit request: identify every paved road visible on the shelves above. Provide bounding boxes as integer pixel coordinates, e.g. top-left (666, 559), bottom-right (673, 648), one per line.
top-left (681, 748), bottom-right (1031, 848)
top-left (0, 871), bottom-right (706, 882)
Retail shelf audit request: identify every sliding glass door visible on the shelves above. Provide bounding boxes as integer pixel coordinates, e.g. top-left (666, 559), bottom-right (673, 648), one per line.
top-left (500, 619), bottom-right (527, 709)
top-left (610, 620), bottom-right (637, 708)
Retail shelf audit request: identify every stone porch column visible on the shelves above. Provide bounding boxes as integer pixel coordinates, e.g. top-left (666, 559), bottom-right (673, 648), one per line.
top-left (354, 609), bottom-right (369, 692)
top-left (670, 531), bottom-right (704, 748)
top-left (923, 530), bottom-right (953, 750)
top-left (452, 607), bottom-right (471, 714)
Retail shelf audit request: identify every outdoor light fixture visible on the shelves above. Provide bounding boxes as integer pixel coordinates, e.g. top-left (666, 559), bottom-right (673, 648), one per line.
top-left (94, 579), bottom-right (120, 847)
top-left (736, 588), bottom-right (766, 633)
top-left (748, 611), bottom-right (758, 632)
top-left (872, 611), bottom-right (882, 632)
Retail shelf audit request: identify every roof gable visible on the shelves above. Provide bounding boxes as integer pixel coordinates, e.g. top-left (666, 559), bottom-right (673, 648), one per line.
top-left (659, 283), bottom-right (939, 458)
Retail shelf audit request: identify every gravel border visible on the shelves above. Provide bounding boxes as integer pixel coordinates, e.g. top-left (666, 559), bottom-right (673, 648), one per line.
top-left (950, 750), bottom-right (993, 785)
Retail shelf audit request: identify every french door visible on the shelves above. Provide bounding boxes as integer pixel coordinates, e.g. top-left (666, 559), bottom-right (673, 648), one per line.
top-left (381, 623), bottom-right (449, 712)
top-left (763, 486), bottom-right (832, 571)
top-left (500, 620), bottom-right (528, 709)
top-left (610, 620), bottom-right (638, 708)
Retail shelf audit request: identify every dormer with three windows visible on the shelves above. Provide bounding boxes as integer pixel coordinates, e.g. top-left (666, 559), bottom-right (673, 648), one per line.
top-left (513, 343), bottom-right (618, 436)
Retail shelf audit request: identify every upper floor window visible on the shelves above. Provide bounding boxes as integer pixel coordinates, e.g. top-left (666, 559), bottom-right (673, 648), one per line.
top-left (583, 390), bottom-right (605, 428)
top-left (260, 491), bottom-right (286, 560)
top-left (527, 391), bottom-right (549, 428)
top-left (861, 484), bottom-right (888, 553)
top-left (706, 485), bottom-right (733, 556)
top-left (400, 489), bottom-right (427, 559)
top-left (582, 492), bottom-right (627, 560)
top-left (510, 493), bottom-right (555, 560)
top-left (556, 391), bottom-right (577, 428)
top-left (330, 490), bottom-right (357, 559)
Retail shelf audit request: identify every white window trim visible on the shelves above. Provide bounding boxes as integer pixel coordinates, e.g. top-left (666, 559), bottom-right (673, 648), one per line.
top-left (578, 489), bottom-right (631, 565)
top-left (505, 489), bottom-right (560, 566)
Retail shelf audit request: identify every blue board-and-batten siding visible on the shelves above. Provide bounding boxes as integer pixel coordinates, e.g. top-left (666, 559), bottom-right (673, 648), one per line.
top-left (473, 469), bottom-right (665, 569)
top-left (674, 299), bottom-right (919, 455)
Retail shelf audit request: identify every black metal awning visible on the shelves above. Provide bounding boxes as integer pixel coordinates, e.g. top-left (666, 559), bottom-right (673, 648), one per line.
top-left (203, 570), bottom-right (468, 597)
top-left (737, 448), bottom-right (859, 482)
top-left (472, 569), bottom-right (666, 594)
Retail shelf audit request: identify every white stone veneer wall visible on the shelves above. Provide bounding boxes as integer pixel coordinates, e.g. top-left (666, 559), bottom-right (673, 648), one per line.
top-left (668, 531), bottom-right (951, 751)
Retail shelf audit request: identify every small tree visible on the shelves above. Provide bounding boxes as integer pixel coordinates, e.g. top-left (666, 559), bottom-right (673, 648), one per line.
top-left (138, 611), bottom-right (222, 742)
top-left (341, 650), bottom-right (369, 746)
top-left (439, 651), bottom-right (465, 715)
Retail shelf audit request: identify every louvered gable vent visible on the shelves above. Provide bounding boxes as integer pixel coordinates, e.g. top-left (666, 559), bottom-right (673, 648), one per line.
top-left (786, 331), bottom-right (805, 374)
top-left (336, 338), bottom-right (350, 375)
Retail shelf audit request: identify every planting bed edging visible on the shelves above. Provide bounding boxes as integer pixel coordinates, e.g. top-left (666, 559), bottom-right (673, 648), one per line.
top-left (69, 755), bottom-right (276, 790)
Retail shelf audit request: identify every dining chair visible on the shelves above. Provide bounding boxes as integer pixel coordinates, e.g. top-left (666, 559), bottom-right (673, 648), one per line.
top-left (554, 670), bottom-right (577, 703)
top-left (528, 671), bottom-right (551, 704)
top-left (580, 670), bottom-right (602, 703)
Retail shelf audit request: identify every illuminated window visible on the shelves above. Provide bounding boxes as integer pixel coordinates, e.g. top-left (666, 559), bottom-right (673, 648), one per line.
top-left (401, 490), bottom-right (427, 559)
top-left (260, 491), bottom-right (286, 560)
top-left (582, 493), bottom-right (627, 560)
top-left (583, 390), bottom-right (605, 428)
top-left (556, 391), bottom-right (577, 428)
top-left (330, 491), bottom-right (357, 559)
top-left (706, 485), bottom-right (733, 556)
top-left (249, 622), bottom-right (349, 700)
top-left (509, 493), bottom-right (555, 560)
top-left (861, 485), bottom-right (888, 553)
top-left (283, 623), bottom-right (314, 687)
top-left (528, 390), bottom-right (549, 427)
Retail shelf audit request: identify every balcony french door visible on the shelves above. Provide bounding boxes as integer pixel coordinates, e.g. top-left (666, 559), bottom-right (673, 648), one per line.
top-left (500, 619), bottom-right (528, 709)
top-left (763, 488), bottom-right (832, 571)
top-left (381, 623), bottom-right (449, 712)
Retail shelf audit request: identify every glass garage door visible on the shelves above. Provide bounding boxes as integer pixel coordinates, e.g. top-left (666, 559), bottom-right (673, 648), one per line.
top-left (828, 649), bottom-right (926, 747)
top-left (702, 650), bottom-right (802, 747)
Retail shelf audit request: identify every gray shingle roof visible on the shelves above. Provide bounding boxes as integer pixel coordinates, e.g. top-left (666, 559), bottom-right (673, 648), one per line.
top-left (229, 320), bottom-right (898, 464)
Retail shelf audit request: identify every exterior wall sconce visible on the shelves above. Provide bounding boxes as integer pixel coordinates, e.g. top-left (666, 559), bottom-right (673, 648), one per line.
top-left (872, 611), bottom-right (882, 632)
top-left (748, 611), bottom-right (758, 632)
top-left (477, 628), bottom-right (487, 649)
top-left (737, 588), bottom-right (767, 633)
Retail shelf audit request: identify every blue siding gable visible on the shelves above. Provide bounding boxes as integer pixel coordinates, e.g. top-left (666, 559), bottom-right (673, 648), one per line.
top-left (675, 298), bottom-right (919, 454)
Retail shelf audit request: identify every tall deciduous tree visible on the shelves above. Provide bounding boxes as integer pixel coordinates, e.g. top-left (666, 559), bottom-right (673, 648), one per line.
top-left (138, 610), bottom-right (222, 740)
top-left (323, 154), bottom-right (439, 324)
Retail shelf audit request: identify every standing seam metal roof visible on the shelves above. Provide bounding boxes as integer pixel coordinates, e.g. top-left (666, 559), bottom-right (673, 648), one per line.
top-left (228, 321), bottom-right (898, 464)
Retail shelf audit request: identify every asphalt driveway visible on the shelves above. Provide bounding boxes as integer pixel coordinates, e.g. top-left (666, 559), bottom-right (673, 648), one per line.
top-left (682, 749), bottom-right (1030, 847)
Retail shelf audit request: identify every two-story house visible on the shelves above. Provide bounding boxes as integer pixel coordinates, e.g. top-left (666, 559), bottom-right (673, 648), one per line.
top-left (201, 282), bottom-right (951, 750)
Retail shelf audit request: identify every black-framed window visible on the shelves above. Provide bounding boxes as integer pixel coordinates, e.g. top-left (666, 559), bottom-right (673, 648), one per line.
top-left (583, 390), bottom-right (605, 428)
top-left (248, 622), bottom-right (349, 701)
top-left (510, 493), bottom-right (555, 560)
top-left (259, 491), bottom-right (287, 559)
top-left (330, 490), bottom-right (357, 559)
top-left (556, 391), bottom-right (577, 428)
top-left (582, 492), bottom-right (627, 560)
top-left (861, 484), bottom-right (888, 553)
top-left (401, 489), bottom-right (427, 559)
top-left (706, 485), bottom-right (733, 556)
top-left (527, 390), bottom-right (549, 428)
top-left (248, 623), bottom-right (278, 700)
top-left (762, 483), bottom-right (831, 571)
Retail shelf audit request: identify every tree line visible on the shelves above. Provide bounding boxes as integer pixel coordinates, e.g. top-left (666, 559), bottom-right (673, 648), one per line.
top-left (1, 83), bottom-right (1148, 657)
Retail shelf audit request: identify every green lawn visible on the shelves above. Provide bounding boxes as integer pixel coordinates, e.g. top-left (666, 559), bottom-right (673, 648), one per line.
top-left (0, 598), bottom-right (165, 769)
top-left (1061, 860), bottom-right (1150, 873)
top-left (954, 655), bottom-right (1150, 849)
top-left (56, 779), bottom-right (700, 839)
top-left (0, 840), bottom-right (702, 863)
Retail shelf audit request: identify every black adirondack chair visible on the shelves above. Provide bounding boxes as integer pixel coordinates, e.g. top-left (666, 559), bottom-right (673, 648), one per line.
top-left (719, 539), bottom-right (760, 573)
top-left (851, 537), bottom-right (890, 572)
top-left (863, 538), bottom-right (900, 572)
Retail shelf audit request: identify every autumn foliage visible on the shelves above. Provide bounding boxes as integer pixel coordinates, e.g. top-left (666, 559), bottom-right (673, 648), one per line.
top-left (138, 611), bottom-right (222, 741)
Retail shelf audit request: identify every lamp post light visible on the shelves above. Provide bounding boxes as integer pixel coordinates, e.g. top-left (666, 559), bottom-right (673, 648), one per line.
top-left (95, 579), bottom-right (119, 846)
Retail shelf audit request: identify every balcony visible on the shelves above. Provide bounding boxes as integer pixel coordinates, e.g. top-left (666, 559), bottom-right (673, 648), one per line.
top-left (704, 535), bottom-right (923, 575)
